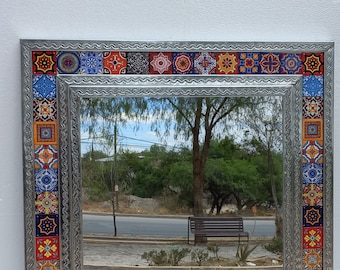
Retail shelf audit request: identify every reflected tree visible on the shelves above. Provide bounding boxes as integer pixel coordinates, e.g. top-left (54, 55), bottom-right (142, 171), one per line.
top-left (241, 96), bottom-right (283, 238)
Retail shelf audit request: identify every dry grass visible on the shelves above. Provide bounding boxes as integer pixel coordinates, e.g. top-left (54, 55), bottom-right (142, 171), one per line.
top-left (83, 194), bottom-right (275, 218)
top-left (83, 194), bottom-right (191, 215)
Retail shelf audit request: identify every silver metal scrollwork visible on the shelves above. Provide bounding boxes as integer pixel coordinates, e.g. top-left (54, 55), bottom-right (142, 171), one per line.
top-left (21, 40), bottom-right (334, 270)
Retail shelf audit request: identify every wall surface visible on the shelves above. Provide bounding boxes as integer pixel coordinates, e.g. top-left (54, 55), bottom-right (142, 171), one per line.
top-left (0, 0), bottom-right (339, 268)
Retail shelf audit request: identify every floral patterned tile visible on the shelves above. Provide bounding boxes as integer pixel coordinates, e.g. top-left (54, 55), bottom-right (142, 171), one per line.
top-left (303, 227), bottom-right (323, 249)
top-left (149, 52), bottom-right (172, 74)
top-left (103, 51), bottom-right (127, 74)
top-left (302, 119), bottom-right (323, 143)
top-left (126, 52), bottom-right (149, 74)
top-left (303, 206), bottom-right (323, 227)
top-left (36, 236), bottom-right (60, 261)
top-left (34, 144), bottom-right (58, 169)
top-left (303, 76), bottom-right (324, 97)
top-left (216, 52), bottom-right (238, 74)
top-left (36, 260), bottom-right (59, 270)
top-left (302, 140), bottom-right (323, 164)
top-left (302, 163), bottom-right (323, 185)
top-left (303, 248), bottom-right (323, 269)
top-left (238, 52), bottom-right (260, 74)
top-left (302, 53), bottom-right (324, 75)
top-left (33, 98), bottom-right (57, 122)
top-left (36, 214), bottom-right (59, 237)
top-left (172, 52), bottom-right (195, 74)
top-left (193, 52), bottom-right (216, 74)
top-left (32, 75), bottom-right (56, 99)
top-left (280, 53), bottom-right (302, 74)
top-left (303, 97), bottom-right (323, 119)
top-left (57, 51), bottom-right (80, 74)
top-left (35, 191), bottom-right (59, 215)
top-left (32, 51), bottom-right (57, 75)
top-left (303, 184), bottom-right (323, 206)
top-left (259, 53), bottom-right (281, 74)
top-left (33, 122), bottom-right (58, 145)
top-left (80, 52), bottom-right (103, 74)
top-left (35, 169), bottom-right (58, 192)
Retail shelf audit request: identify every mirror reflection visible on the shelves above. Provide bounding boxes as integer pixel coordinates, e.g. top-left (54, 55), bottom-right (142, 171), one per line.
top-left (80, 96), bottom-right (284, 268)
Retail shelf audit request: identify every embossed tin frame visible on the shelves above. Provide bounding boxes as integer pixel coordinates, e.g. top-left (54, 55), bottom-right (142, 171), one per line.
top-left (21, 40), bottom-right (334, 270)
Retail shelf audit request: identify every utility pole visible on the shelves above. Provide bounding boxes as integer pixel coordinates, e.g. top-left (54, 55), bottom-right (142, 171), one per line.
top-left (114, 120), bottom-right (119, 212)
top-left (111, 120), bottom-right (118, 236)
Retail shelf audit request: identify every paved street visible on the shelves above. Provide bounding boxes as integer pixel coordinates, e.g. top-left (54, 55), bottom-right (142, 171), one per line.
top-left (83, 214), bottom-right (276, 238)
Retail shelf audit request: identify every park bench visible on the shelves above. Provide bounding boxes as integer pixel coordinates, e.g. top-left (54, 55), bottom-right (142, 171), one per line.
top-left (187, 216), bottom-right (249, 244)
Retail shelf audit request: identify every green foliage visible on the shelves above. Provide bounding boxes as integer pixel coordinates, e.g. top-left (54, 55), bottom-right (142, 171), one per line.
top-left (81, 96), bottom-right (283, 217)
top-left (227, 159), bottom-right (264, 208)
top-left (236, 243), bottom-right (258, 265)
top-left (167, 161), bottom-right (193, 207)
top-left (82, 133), bottom-right (283, 213)
top-left (264, 237), bottom-right (283, 254)
top-left (207, 243), bottom-right (220, 259)
top-left (168, 247), bottom-right (190, 266)
top-left (191, 249), bottom-right (209, 266)
top-left (141, 247), bottom-right (190, 266)
top-left (209, 137), bottom-right (247, 160)
top-left (249, 152), bottom-right (283, 205)
top-left (81, 150), bottom-right (112, 200)
top-left (141, 250), bottom-right (168, 266)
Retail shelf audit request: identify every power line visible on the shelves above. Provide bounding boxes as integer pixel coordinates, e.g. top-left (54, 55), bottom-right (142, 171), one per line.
top-left (81, 134), bottom-right (186, 149)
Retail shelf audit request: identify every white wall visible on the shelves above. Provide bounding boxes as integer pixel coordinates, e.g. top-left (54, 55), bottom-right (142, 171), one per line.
top-left (0, 0), bottom-right (339, 268)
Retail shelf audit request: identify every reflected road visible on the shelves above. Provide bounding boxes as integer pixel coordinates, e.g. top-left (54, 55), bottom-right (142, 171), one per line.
top-left (83, 214), bottom-right (275, 238)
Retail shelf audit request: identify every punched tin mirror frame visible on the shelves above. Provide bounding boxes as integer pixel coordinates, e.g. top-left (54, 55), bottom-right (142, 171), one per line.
top-left (21, 40), bottom-right (334, 270)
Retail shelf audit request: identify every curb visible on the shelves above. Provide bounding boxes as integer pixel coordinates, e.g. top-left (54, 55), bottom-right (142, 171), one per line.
top-left (84, 265), bottom-right (283, 270)
top-left (83, 212), bottom-right (275, 220)
top-left (83, 235), bottom-right (273, 245)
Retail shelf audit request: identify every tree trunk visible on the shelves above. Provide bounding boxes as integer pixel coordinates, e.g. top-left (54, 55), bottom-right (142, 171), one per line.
top-left (275, 207), bottom-right (283, 238)
top-left (191, 98), bottom-right (214, 243)
top-left (267, 146), bottom-right (282, 238)
top-left (209, 195), bottom-right (218, 214)
top-left (232, 193), bottom-right (243, 211)
top-left (193, 171), bottom-right (204, 217)
top-left (216, 195), bottom-right (226, 215)
top-left (192, 98), bottom-right (205, 218)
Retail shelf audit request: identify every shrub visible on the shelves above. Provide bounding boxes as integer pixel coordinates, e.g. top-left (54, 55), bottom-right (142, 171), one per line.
top-left (141, 250), bottom-right (168, 266)
top-left (265, 237), bottom-right (283, 254)
top-left (207, 243), bottom-right (220, 260)
top-left (169, 247), bottom-right (190, 266)
top-left (236, 243), bottom-right (258, 265)
top-left (141, 247), bottom-right (190, 266)
top-left (191, 249), bottom-right (209, 266)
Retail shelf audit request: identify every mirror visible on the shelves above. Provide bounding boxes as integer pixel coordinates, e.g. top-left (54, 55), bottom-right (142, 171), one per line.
top-left (21, 40), bottom-right (334, 270)
top-left (80, 95), bottom-right (285, 267)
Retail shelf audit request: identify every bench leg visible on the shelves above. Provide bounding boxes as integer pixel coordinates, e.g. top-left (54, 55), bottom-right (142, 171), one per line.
top-left (187, 218), bottom-right (190, 245)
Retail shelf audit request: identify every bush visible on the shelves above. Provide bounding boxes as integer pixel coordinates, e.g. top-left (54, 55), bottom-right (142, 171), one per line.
top-left (236, 243), bottom-right (258, 265)
top-left (141, 247), bottom-right (190, 266)
top-left (141, 250), bottom-right (168, 266)
top-left (191, 249), bottom-right (209, 266)
top-left (207, 243), bottom-right (220, 260)
top-left (264, 237), bottom-right (283, 254)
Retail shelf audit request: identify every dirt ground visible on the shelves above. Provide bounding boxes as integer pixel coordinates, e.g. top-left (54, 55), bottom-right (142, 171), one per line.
top-left (82, 194), bottom-right (275, 217)
top-left (83, 240), bottom-right (282, 268)
top-left (83, 195), bottom-right (164, 215)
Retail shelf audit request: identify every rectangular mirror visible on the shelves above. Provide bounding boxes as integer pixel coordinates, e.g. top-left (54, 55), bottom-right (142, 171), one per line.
top-left (80, 95), bottom-right (284, 267)
top-left (21, 40), bottom-right (333, 270)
